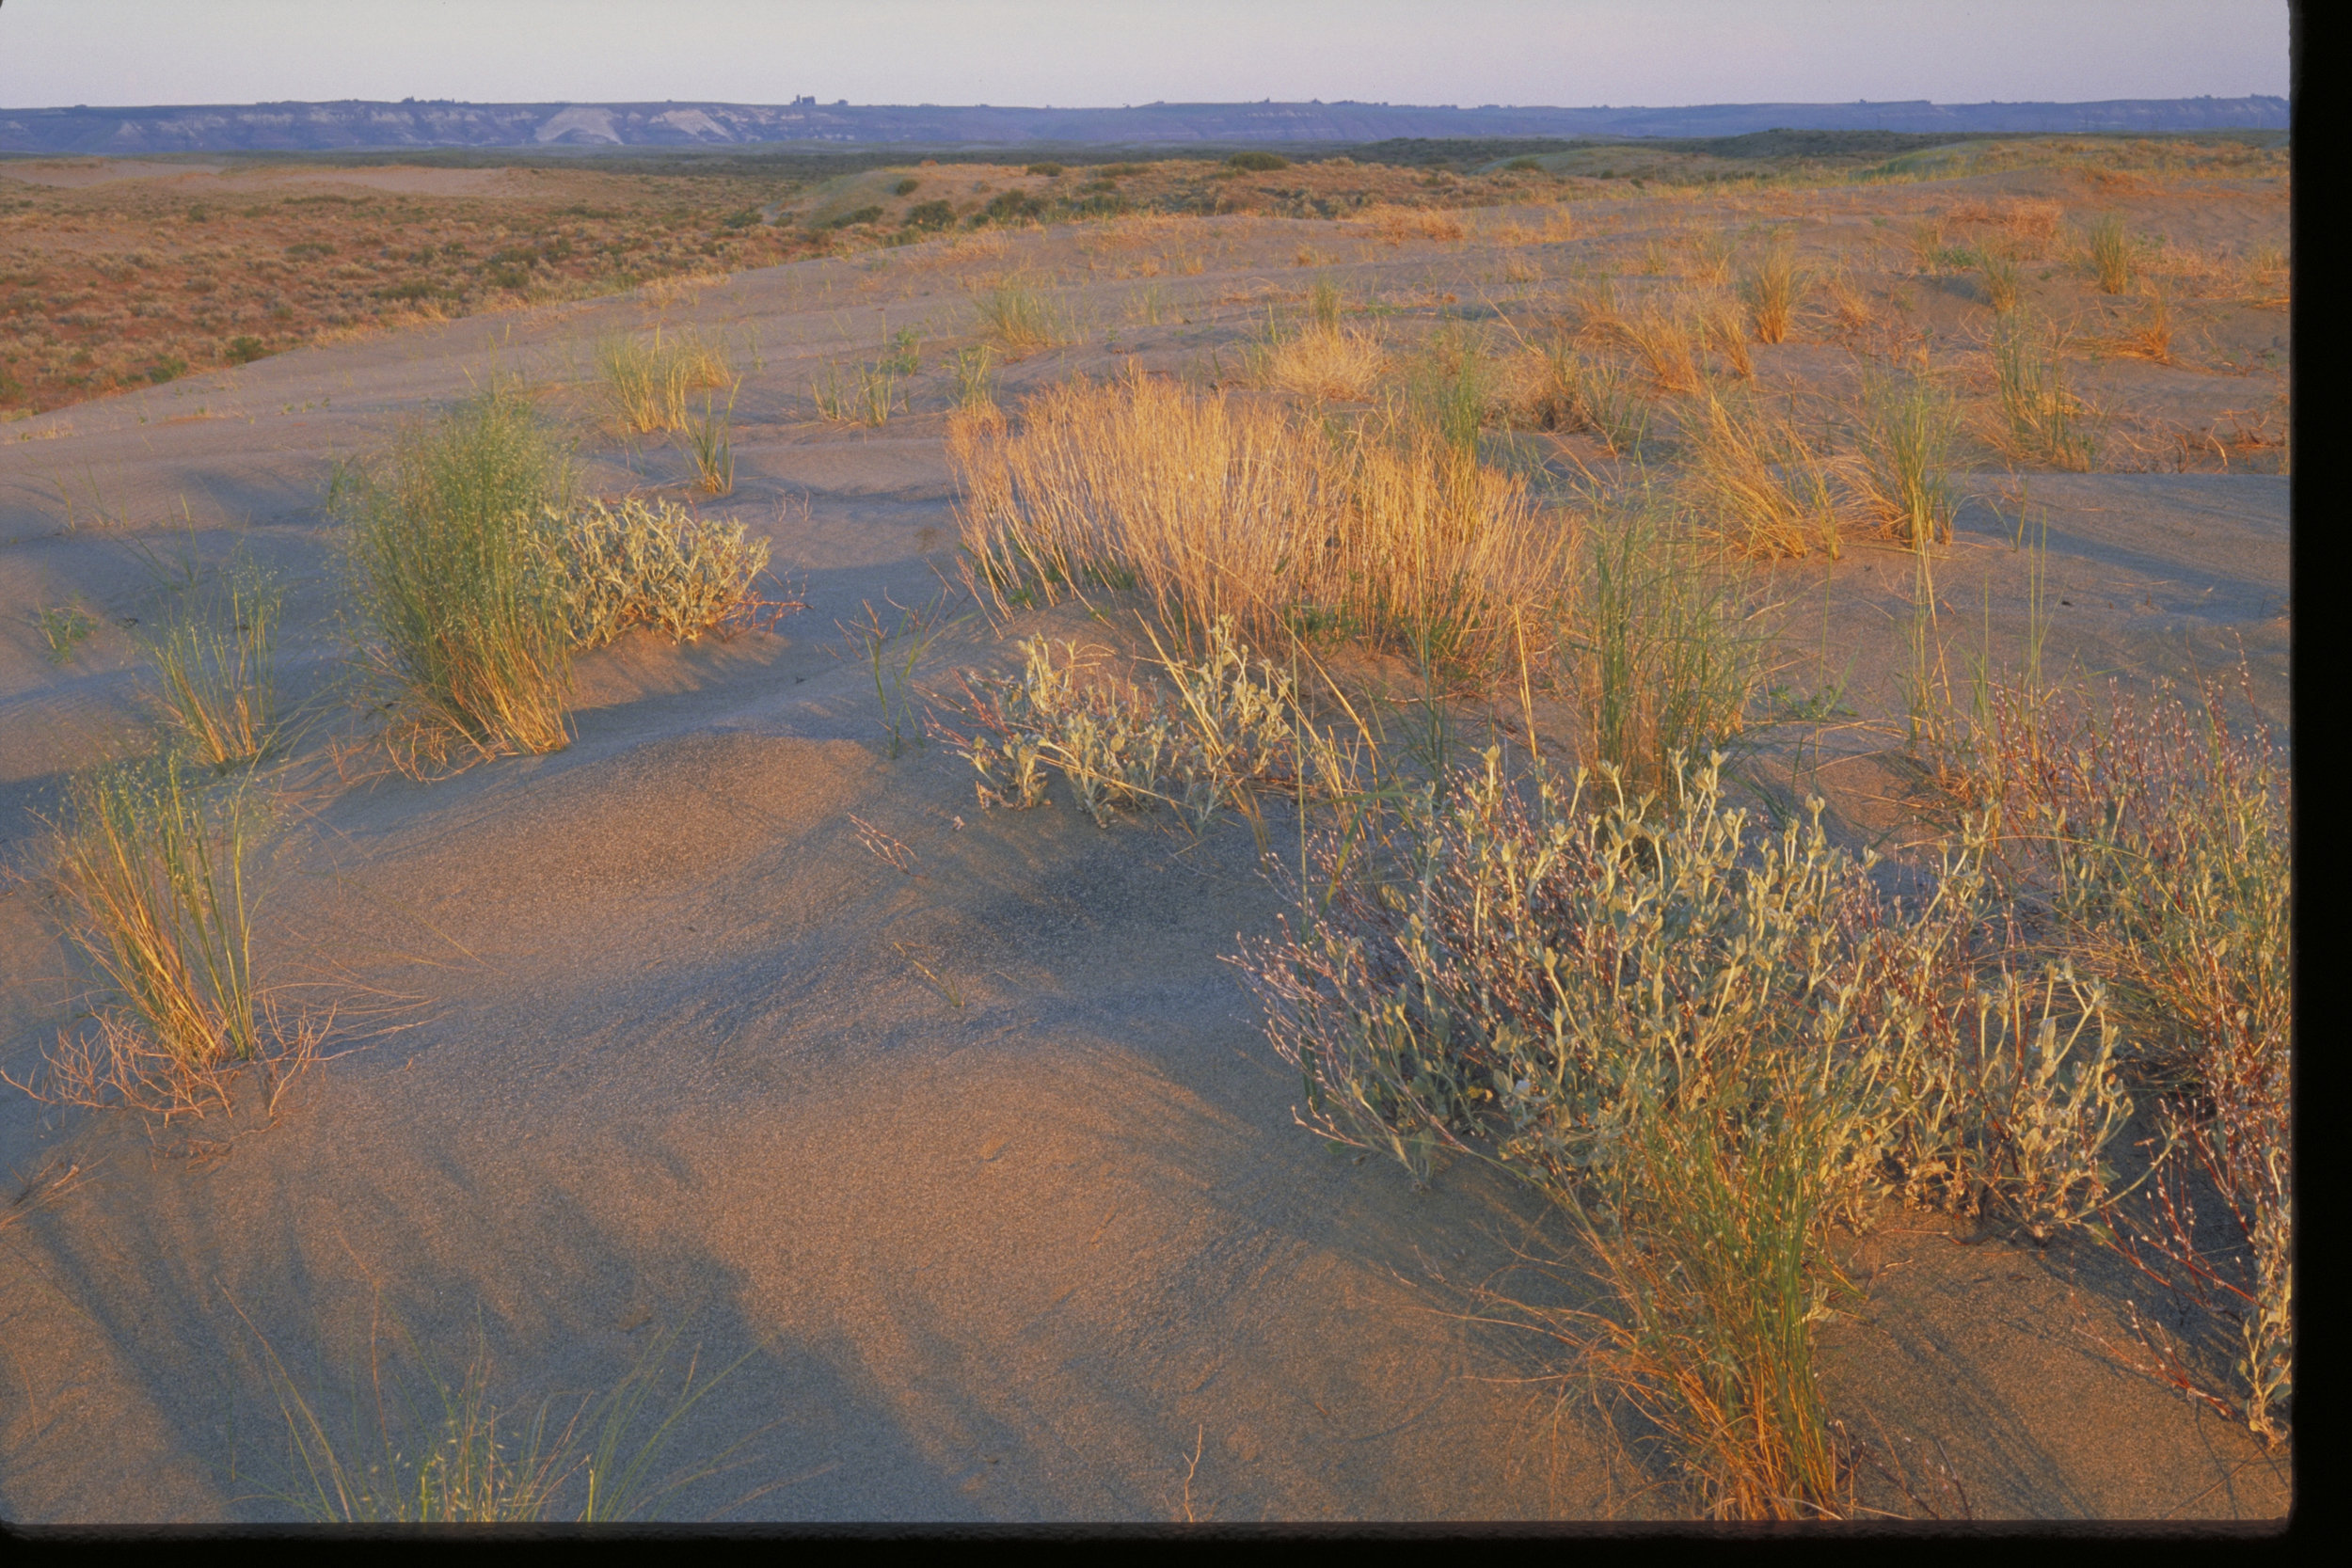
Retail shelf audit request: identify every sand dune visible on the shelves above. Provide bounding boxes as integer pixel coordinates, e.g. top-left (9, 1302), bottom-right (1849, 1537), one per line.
top-left (0, 172), bottom-right (2290, 1523)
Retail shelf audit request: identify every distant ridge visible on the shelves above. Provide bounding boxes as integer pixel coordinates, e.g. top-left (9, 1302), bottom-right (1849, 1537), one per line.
top-left (0, 96), bottom-right (2290, 156)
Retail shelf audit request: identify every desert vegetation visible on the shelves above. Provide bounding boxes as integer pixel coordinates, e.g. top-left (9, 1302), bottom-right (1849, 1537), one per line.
top-left (0, 126), bottom-right (2289, 1526)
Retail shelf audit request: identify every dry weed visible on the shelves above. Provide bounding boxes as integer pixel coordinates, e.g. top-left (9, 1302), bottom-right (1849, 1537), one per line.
top-left (1617, 303), bottom-right (1703, 394)
top-left (1684, 389), bottom-right (1849, 560)
top-left (1254, 325), bottom-right (1390, 402)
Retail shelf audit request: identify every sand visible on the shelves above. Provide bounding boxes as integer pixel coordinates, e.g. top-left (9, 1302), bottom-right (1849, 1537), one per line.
top-left (0, 167), bottom-right (2291, 1525)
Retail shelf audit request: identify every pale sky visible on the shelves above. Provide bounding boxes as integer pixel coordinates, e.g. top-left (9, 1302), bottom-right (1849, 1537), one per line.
top-left (0, 0), bottom-right (2293, 111)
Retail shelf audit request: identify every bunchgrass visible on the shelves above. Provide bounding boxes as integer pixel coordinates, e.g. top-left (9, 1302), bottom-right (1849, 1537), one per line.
top-left (1682, 388), bottom-right (1847, 561)
top-left (1616, 302), bottom-right (1701, 394)
top-left (246, 1310), bottom-right (765, 1523)
top-left (812, 359), bottom-right (898, 426)
top-left (2087, 213), bottom-right (2134, 295)
top-left (38, 602), bottom-right (97, 664)
top-left (1403, 329), bottom-right (1495, 454)
top-left (1509, 339), bottom-right (1650, 455)
top-left (596, 327), bottom-right (733, 435)
top-left (951, 369), bottom-right (1569, 679)
top-left (2116, 288), bottom-right (2174, 364)
top-left (339, 387), bottom-right (576, 768)
top-left (842, 593), bottom-right (960, 758)
top-left (1251, 316), bottom-right (1390, 404)
top-left (1857, 375), bottom-right (1958, 546)
top-left (952, 343), bottom-right (999, 409)
top-left (1565, 506), bottom-right (1766, 789)
top-left (139, 565), bottom-right (283, 769)
top-left (976, 277), bottom-right (1064, 354)
top-left (1700, 295), bottom-right (1755, 379)
top-left (22, 758), bottom-right (296, 1117)
top-left (1743, 237), bottom-right (1803, 344)
top-left (679, 382), bottom-right (739, 495)
top-left (1980, 251), bottom-right (2021, 313)
top-left (1570, 1092), bottom-right (1849, 1518)
top-left (1991, 323), bottom-right (2094, 470)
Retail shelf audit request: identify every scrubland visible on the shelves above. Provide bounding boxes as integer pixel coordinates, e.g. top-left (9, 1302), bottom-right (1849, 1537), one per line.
top-left (0, 129), bottom-right (2290, 1525)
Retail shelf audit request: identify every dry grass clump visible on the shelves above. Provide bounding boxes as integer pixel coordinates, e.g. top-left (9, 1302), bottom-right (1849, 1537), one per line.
top-left (1683, 388), bottom-right (1848, 560)
top-left (1233, 753), bottom-right (2137, 1514)
top-left (138, 565), bottom-right (283, 769)
top-left (543, 498), bottom-right (787, 652)
top-left (1973, 677), bottom-right (2292, 1443)
top-left (1252, 322), bottom-right (1390, 403)
top-left (2086, 213), bottom-right (2135, 295)
top-left (596, 327), bottom-right (733, 435)
top-left (1821, 264), bottom-right (1877, 334)
top-left (1948, 198), bottom-right (2062, 256)
top-left (339, 388), bottom-right (578, 767)
top-left (2106, 287), bottom-right (2175, 364)
top-left (1855, 376), bottom-right (1959, 546)
top-left (1743, 236), bottom-right (1804, 344)
top-left (1979, 250), bottom-right (2022, 313)
top-left (1356, 203), bottom-right (1469, 245)
top-left (975, 277), bottom-right (1067, 354)
top-left (249, 1312), bottom-right (760, 1523)
top-left (1692, 230), bottom-right (1737, 286)
top-left (950, 371), bottom-right (1568, 675)
top-left (1697, 295), bottom-right (1754, 379)
top-left (1615, 301), bottom-right (1702, 393)
top-left (1990, 322), bottom-right (2095, 470)
top-left (1502, 337), bottom-right (1651, 455)
top-left (12, 759), bottom-right (313, 1118)
top-left (638, 269), bottom-right (732, 309)
top-left (1566, 276), bottom-right (1626, 344)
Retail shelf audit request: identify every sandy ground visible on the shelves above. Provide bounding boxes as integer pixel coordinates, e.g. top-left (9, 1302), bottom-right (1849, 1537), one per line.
top-left (0, 171), bottom-right (2291, 1525)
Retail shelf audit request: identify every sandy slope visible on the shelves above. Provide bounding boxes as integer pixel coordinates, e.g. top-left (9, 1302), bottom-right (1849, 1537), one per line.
top-left (0, 183), bottom-right (2290, 1523)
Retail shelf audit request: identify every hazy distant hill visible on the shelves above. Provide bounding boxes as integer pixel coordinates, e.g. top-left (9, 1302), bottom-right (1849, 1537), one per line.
top-left (0, 96), bottom-right (2290, 156)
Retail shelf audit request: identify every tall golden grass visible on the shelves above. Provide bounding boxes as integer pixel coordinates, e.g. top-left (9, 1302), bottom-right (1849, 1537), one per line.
top-left (1744, 238), bottom-right (1804, 344)
top-left (950, 370), bottom-right (1570, 674)
top-left (1616, 302), bottom-right (1703, 393)
top-left (596, 328), bottom-right (733, 435)
top-left (1683, 388), bottom-right (1849, 560)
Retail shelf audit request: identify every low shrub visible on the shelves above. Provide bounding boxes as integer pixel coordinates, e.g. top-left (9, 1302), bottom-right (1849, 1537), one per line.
top-left (1233, 752), bottom-right (2137, 1513)
top-left (947, 619), bottom-right (1297, 830)
top-left (542, 498), bottom-right (783, 651)
top-left (1976, 676), bottom-right (2292, 1442)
